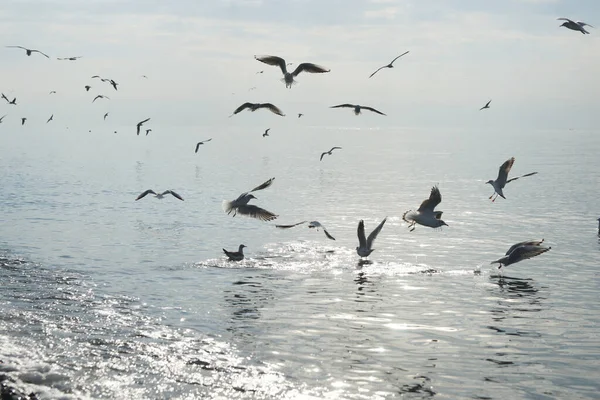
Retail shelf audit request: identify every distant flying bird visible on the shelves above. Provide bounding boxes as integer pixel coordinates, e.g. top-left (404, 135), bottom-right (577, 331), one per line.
top-left (368, 51), bottom-right (410, 78)
top-left (92, 95), bottom-right (109, 103)
top-left (491, 239), bottom-right (551, 269)
top-left (320, 146), bottom-right (342, 161)
top-left (6, 46), bottom-right (49, 58)
top-left (194, 139), bottom-right (212, 153)
top-left (558, 18), bottom-right (594, 34)
top-left (145, 129), bottom-right (152, 136)
top-left (263, 128), bottom-right (270, 137)
top-left (57, 56), bottom-right (82, 61)
top-left (84, 85), bottom-right (91, 91)
top-left (254, 55), bottom-right (330, 88)
top-left (480, 100), bottom-right (491, 110)
top-left (109, 79), bottom-right (118, 91)
top-left (256, 70), bottom-right (264, 74)
top-left (49, 91), bottom-right (56, 95)
top-left (141, 75), bottom-right (148, 79)
top-left (298, 113), bottom-right (304, 118)
top-left (223, 244), bottom-right (247, 261)
top-left (230, 102), bottom-right (285, 117)
top-left (486, 157), bottom-right (538, 202)
top-left (136, 118), bottom-right (150, 135)
top-left (135, 189), bottom-right (184, 201)
top-left (275, 220), bottom-right (336, 240)
top-left (403, 186), bottom-right (448, 232)
top-left (223, 177), bottom-right (278, 221)
top-left (21, 117), bottom-right (26, 126)
top-left (356, 217), bottom-right (387, 259)
top-left (1, 93), bottom-right (16, 105)
top-left (0, 115), bottom-right (5, 123)
top-left (330, 104), bottom-right (386, 116)
top-left (103, 112), bottom-right (109, 120)
top-left (46, 114), bottom-right (53, 123)
top-left (248, 87), bottom-right (257, 91)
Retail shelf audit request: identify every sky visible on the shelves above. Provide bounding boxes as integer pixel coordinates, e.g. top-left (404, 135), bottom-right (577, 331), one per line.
top-left (0, 0), bottom-right (599, 131)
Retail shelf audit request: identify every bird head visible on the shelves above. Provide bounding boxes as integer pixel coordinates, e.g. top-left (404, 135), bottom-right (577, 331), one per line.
top-left (485, 180), bottom-right (494, 185)
top-left (241, 244), bottom-right (247, 248)
top-left (441, 221), bottom-right (449, 227)
top-left (248, 194), bottom-right (257, 200)
top-left (559, 22), bottom-right (568, 28)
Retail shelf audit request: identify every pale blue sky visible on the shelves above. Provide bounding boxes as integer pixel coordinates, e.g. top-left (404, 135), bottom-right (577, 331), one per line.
top-left (1, 0), bottom-right (598, 130)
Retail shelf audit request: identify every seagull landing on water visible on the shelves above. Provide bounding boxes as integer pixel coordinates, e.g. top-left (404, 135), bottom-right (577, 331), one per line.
top-left (558, 18), bottom-right (594, 34)
top-left (369, 51), bottom-right (410, 78)
top-left (330, 104), bottom-right (386, 116)
top-left (135, 190), bottom-right (184, 201)
top-left (486, 157), bottom-right (538, 202)
top-left (254, 55), bottom-right (330, 89)
top-left (223, 178), bottom-right (278, 221)
top-left (403, 186), bottom-right (448, 232)
top-left (491, 239), bottom-right (551, 269)
top-left (6, 46), bottom-right (49, 58)
top-left (356, 218), bottom-right (387, 259)
top-left (223, 245), bottom-right (246, 261)
top-left (230, 102), bottom-right (285, 117)
top-left (480, 100), bottom-right (491, 110)
top-left (194, 138), bottom-right (212, 153)
top-left (320, 147), bottom-right (342, 161)
top-left (275, 220), bottom-right (336, 240)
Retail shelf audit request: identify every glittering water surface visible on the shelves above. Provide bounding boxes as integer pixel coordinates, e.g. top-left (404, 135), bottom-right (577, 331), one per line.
top-left (1, 126), bottom-right (599, 399)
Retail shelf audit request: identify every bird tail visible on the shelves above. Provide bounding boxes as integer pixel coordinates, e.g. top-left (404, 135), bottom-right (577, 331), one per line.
top-left (222, 200), bottom-right (235, 215)
top-left (402, 210), bottom-right (415, 223)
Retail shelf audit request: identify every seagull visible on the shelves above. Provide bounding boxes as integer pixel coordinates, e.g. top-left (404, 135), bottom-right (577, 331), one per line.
top-left (145, 129), bottom-right (152, 136)
top-left (330, 104), bottom-right (386, 116)
top-left (491, 239), bottom-right (551, 269)
top-left (263, 128), bottom-right (270, 137)
top-left (141, 75), bottom-right (148, 79)
top-left (275, 220), bottom-right (336, 240)
top-left (223, 177), bottom-right (278, 221)
top-left (21, 118), bottom-right (26, 126)
top-left (136, 118), bottom-right (150, 135)
top-left (356, 217), bottom-right (387, 259)
top-left (486, 157), bottom-right (538, 202)
top-left (254, 55), bottom-right (330, 88)
top-left (6, 46), bottom-right (49, 58)
top-left (103, 112), bottom-right (109, 120)
top-left (135, 190), bottom-right (184, 201)
top-left (194, 138), bottom-right (212, 153)
top-left (403, 186), bottom-right (448, 232)
top-left (49, 91), bottom-right (56, 95)
top-left (57, 56), bottom-right (82, 61)
top-left (46, 114), bottom-right (53, 123)
top-left (109, 79), bottom-right (118, 91)
top-left (230, 102), bottom-right (285, 117)
top-left (558, 18), bottom-right (594, 34)
top-left (480, 100), bottom-right (491, 110)
top-left (0, 115), bottom-right (5, 123)
top-left (368, 51), bottom-right (410, 78)
top-left (256, 70), bottom-right (264, 74)
top-left (92, 95), bottom-right (109, 103)
top-left (298, 113), bottom-right (304, 118)
top-left (320, 146), bottom-right (342, 161)
top-left (1, 93), bottom-right (16, 105)
top-left (223, 244), bottom-right (247, 261)
top-left (84, 85), bottom-right (91, 92)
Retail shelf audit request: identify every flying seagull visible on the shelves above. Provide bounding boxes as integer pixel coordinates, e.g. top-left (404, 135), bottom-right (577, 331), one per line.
top-left (254, 55), bottom-right (330, 88)
top-left (230, 102), bottom-right (285, 117)
top-left (194, 138), bottom-right (212, 153)
top-left (136, 118), bottom-right (150, 135)
top-left (103, 112), bottom-right (109, 120)
top-left (480, 100), bottom-right (491, 110)
top-left (1, 93), bottom-right (16, 105)
top-left (298, 113), bottom-right (304, 118)
top-left (275, 220), bottom-right (336, 240)
top-left (145, 129), bottom-right (152, 136)
top-left (135, 189), bottom-right (184, 201)
top-left (330, 104), bottom-right (386, 116)
top-left (369, 51), bottom-right (410, 79)
top-left (57, 56), bottom-right (82, 61)
top-left (109, 79), bottom-right (118, 91)
top-left (46, 114), bottom-right (53, 123)
top-left (223, 177), bottom-right (278, 221)
top-left (320, 146), bottom-right (342, 161)
top-left (486, 157), bottom-right (538, 202)
top-left (263, 128), bottom-right (270, 137)
top-left (84, 85), bottom-right (91, 92)
top-left (558, 18), bottom-right (594, 34)
top-left (223, 244), bottom-right (247, 261)
top-left (21, 118), bottom-right (27, 126)
top-left (92, 95), bottom-right (109, 103)
top-left (491, 239), bottom-right (551, 269)
top-left (49, 91), bottom-right (56, 95)
top-left (356, 217), bottom-right (387, 259)
top-left (403, 186), bottom-right (448, 232)
top-left (0, 115), bottom-right (5, 123)
top-left (6, 46), bottom-right (49, 58)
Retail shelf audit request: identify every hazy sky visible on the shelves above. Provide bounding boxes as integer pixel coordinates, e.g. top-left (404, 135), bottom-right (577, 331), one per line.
top-left (1, 0), bottom-right (599, 130)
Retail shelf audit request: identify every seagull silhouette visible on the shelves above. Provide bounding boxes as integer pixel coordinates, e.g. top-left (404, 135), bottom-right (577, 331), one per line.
top-left (136, 118), bottom-right (150, 135)
top-left (230, 102), bottom-right (285, 117)
top-left (263, 128), bottom-right (270, 137)
top-left (298, 113), bottom-right (304, 118)
top-left (223, 244), bottom-right (247, 261)
top-left (57, 56), bottom-right (82, 61)
top-left (402, 186), bottom-right (448, 231)
top-left (46, 114), bottom-right (53, 123)
top-left (480, 100), bottom-right (491, 110)
top-left (6, 46), bottom-right (49, 58)
top-left (486, 157), bottom-right (538, 202)
top-left (84, 85), bottom-right (91, 92)
top-left (223, 177), bottom-right (278, 221)
top-left (145, 129), bottom-right (152, 136)
top-left (21, 117), bottom-right (27, 126)
top-left (369, 51), bottom-right (409, 78)
top-left (92, 95), bottom-right (109, 103)
top-left (558, 18), bottom-right (594, 34)
top-left (103, 112), bottom-right (109, 121)
top-left (135, 190), bottom-right (184, 201)
top-left (330, 104), bottom-right (386, 116)
top-left (254, 55), bottom-right (330, 88)
top-left (194, 138), bottom-right (212, 153)
top-left (491, 239), bottom-right (550, 269)
top-left (49, 91), bottom-right (56, 95)
top-left (0, 115), bottom-right (6, 123)
top-left (1, 93), bottom-right (17, 105)
top-left (320, 147), bottom-right (342, 161)
top-left (356, 218), bottom-right (387, 259)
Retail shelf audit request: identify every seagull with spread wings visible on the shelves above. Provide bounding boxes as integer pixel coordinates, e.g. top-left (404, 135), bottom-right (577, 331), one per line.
top-left (486, 157), bottom-right (538, 202)
top-left (92, 94), bottom-right (109, 103)
top-left (480, 100), bottom-right (491, 110)
top-left (223, 178), bottom-right (278, 221)
top-left (491, 239), bottom-right (551, 269)
top-left (369, 51), bottom-right (409, 78)
top-left (136, 118), bottom-right (150, 135)
top-left (403, 186), bottom-right (448, 232)
top-left (6, 46), bottom-right (49, 58)
top-left (320, 146), bottom-right (342, 161)
top-left (330, 104), bottom-right (386, 116)
top-left (194, 138), bottom-right (212, 153)
top-left (230, 102), bottom-right (285, 117)
top-left (1, 93), bottom-right (16, 105)
top-left (275, 220), bottom-right (336, 240)
top-left (558, 18), bottom-right (594, 34)
top-left (254, 55), bottom-right (330, 88)
top-left (135, 190), bottom-right (184, 201)
top-left (356, 218), bottom-right (387, 259)
top-left (46, 114), bottom-right (53, 123)
top-left (263, 128), bottom-right (270, 137)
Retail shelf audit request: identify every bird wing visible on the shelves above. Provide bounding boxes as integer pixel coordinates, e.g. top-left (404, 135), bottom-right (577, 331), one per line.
top-left (136, 118), bottom-right (150, 135)
top-left (1, 93), bottom-right (8, 102)
top-left (357, 220), bottom-right (367, 248)
top-left (368, 66), bottom-right (386, 79)
top-left (291, 63), bottom-right (330, 77)
top-left (508, 245), bottom-right (551, 264)
top-left (250, 177), bottom-right (275, 192)
top-left (254, 55), bottom-right (287, 75)
top-left (496, 157), bottom-right (515, 187)
top-left (577, 21), bottom-right (594, 28)
top-left (320, 152), bottom-right (327, 161)
top-left (505, 239), bottom-right (544, 256)
top-left (506, 171), bottom-right (538, 184)
top-left (164, 190), bottom-right (184, 201)
top-left (6, 45), bottom-right (27, 50)
top-left (259, 103), bottom-right (285, 116)
top-left (323, 229), bottom-right (336, 241)
top-left (361, 106), bottom-right (386, 116)
top-left (366, 217), bottom-right (387, 249)
top-left (203, 138), bottom-right (212, 143)
top-left (417, 186), bottom-right (442, 212)
top-left (479, 100), bottom-right (491, 110)
top-left (389, 51), bottom-right (410, 65)
top-left (235, 204), bottom-right (278, 221)
top-left (136, 189), bottom-right (156, 200)
top-left (232, 102), bottom-right (253, 115)
top-left (330, 104), bottom-right (356, 109)
top-left (195, 142), bottom-right (202, 153)
top-left (92, 96), bottom-right (100, 102)
top-left (32, 50), bottom-right (50, 58)
top-left (330, 147), bottom-right (342, 152)
top-left (275, 221), bottom-right (307, 229)
top-left (557, 18), bottom-right (575, 23)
